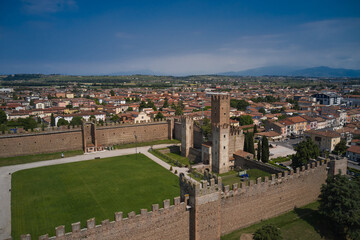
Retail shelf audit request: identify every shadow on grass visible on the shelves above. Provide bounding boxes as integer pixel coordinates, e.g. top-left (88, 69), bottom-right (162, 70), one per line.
top-left (293, 207), bottom-right (344, 240)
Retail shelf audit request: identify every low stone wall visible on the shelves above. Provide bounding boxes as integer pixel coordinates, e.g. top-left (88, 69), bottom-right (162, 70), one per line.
top-left (233, 154), bottom-right (284, 174)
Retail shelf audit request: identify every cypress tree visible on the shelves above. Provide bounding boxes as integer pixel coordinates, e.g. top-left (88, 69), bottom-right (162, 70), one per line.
top-left (257, 141), bottom-right (261, 161)
top-left (248, 133), bottom-right (255, 155)
top-left (261, 136), bottom-right (269, 163)
top-left (253, 124), bottom-right (258, 134)
top-left (50, 113), bottom-right (55, 127)
top-left (244, 132), bottom-right (248, 152)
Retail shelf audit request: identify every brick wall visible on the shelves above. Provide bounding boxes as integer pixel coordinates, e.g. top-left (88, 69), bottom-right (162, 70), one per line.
top-left (23, 197), bottom-right (190, 240)
top-left (0, 121), bottom-right (170, 158)
top-left (97, 122), bottom-right (169, 146)
top-left (0, 130), bottom-right (83, 157)
top-left (220, 161), bottom-right (328, 235)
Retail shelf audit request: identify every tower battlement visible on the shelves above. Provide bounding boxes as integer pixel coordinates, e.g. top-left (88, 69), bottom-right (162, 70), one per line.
top-left (230, 126), bottom-right (243, 136)
top-left (179, 173), bottom-right (222, 198)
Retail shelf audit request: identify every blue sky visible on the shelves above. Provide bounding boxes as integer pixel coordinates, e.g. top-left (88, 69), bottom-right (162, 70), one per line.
top-left (0, 0), bottom-right (359, 75)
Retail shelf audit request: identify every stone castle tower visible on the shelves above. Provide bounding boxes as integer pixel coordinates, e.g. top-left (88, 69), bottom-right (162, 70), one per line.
top-left (181, 116), bottom-right (194, 157)
top-left (211, 93), bottom-right (231, 174)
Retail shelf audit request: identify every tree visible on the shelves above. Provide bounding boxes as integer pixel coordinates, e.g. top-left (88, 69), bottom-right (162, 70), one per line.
top-left (29, 99), bottom-right (35, 107)
top-left (110, 114), bottom-right (120, 122)
top-left (257, 141), bottom-right (261, 161)
top-left (0, 109), bottom-right (7, 125)
top-left (155, 112), bottom-right (164, 120)
top-left (19, 117), bottom-right (37, 131)
top-left (261, 136), bottom-right (269, 163)
top-left (332, 139), bottom-right (348, 156)
top-left (230, 99), bottom-right (250, 111)
top-left (163, 98), bottom-right (169, 108)
top-left (231, 115), bottom-right (253, 126)
top-left (247, 133), bottom-right (255, 155)
top-left (69, 116), bottom-right (83, 126)
top-left (253, 224), bottom-right (283, 240)
top-left (258, 107), bottom-right (266, 115)
top-left (50, 113), bottom-right (55, 127)
top-left (0, 124), bottom-right (6, 134)
top-left (291, 138), bottom-right (320, 168)
top-left (57, 118), bottom-right (68, 127)
top-left (319, 175), bottom-right (360, 240)
top-left (175, 107), bottom-right (183, 116)
top-left (127, 107), bottom-right (133, 111)
top-left (110, 90), bottom-right (115, 96)
top-left (253, 124), bottom-right (258, 134)
top-left (89, 115), bottom-right (96, 121)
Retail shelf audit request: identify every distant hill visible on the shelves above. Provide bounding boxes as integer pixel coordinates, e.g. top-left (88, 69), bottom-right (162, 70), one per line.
top-left (219, 66), bottom-right (360, 77)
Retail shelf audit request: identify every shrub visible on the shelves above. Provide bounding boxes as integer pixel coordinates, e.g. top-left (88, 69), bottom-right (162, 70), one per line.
top-left (253, 224), bottom-right (283, 240)
top-left (174, 170), bottom-right (178, 174)
top-left (170, 166), bottom-right (173, 171)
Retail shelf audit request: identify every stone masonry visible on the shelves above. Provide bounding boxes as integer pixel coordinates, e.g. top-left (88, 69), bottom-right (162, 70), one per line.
top-left (13, 159), bottom-right (340, 240)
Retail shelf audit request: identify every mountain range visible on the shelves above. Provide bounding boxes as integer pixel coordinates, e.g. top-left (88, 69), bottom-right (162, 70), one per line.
top-left (218, 66), bottom-right (360, 77)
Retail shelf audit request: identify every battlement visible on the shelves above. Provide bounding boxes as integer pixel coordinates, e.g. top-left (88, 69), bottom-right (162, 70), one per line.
top-left (180, 116), bottom-right (194, 123)
top-left (211, 94), bottom-right (230, 101)
top-left (221, 159), bottom-right (328, 199)
top-left (0, 125), bottom-right (82, 138)
top-left (15, 196), bottom-right (187, 240)
top-left (0, 119), bottom-right (171, 138)
top-left (179, 173), bottom-right (222, 197)
top-left (97, 118), bottom-right (168, 129)
top-left (212, 123), bottom-right (230, 130)
top-left (230, 126), bottom-right (243, 136)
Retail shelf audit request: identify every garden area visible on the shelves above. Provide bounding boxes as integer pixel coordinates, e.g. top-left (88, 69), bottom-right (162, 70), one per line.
top-left (149, 146), bottom-right (192, 167)
top-left (220, 169), bottom-right (272, 188)
top-left (11, 154), bottom-right (180, 240)
top-left (221, 201), bottom-right (338, 240)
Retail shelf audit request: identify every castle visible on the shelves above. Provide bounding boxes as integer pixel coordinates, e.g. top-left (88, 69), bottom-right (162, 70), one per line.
top-left (3, 92), bottom-right (348, 240)
top-left (181, 93), bottom-right (245, 174)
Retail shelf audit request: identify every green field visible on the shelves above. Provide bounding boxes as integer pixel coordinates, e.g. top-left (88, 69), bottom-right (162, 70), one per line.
top-left (0, 150), bottom-right (83, 167)
top-left (221, 201), bottom-right (338, 240)
top-left (221, 169), bottom-right (272, 188)
top-left (11, 154), bottom-right (180, 240)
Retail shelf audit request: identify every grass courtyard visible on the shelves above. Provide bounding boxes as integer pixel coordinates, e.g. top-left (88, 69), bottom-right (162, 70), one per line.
top-left (221, 201), bottom-right (338, 240)
top-left (0, 150), bottom-right (83, 167)
top-left (221, 169), bottom-right (272, 188)
top-left (11, 154), bottom-right (180, 240)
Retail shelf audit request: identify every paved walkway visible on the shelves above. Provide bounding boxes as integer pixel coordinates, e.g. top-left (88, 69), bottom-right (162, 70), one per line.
top-left (0, 144), bottom-right (195, 240)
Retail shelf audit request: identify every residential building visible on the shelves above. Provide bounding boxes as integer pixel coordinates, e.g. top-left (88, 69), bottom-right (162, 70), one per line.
top-left (305, 130), bottom-right (341, 152)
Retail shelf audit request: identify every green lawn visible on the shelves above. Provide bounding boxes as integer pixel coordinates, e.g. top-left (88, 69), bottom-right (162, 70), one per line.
top-left (0, 150), bottom-right (83, 167)
top-left (221, 169), bottom-right (272, 188)
top-left (149, 148), bottom-right (190, 167)
top-left (113, 139), bottom-right (180, 150)
top-left (221, 201), bottom-right (339, 240)
top-left (11, 154), bottom-right (180, 240)
top-left (166, 152), bottom-right (191, 166)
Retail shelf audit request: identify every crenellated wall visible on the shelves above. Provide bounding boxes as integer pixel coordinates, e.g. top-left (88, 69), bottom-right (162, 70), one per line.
top-left (0, 120), bottom-right (173, 158)
top-left (13, 160), bottom-right (332, 240)
top-left (0, 129), bottom-right (83, 157)
top-left (220, 160), bottom-right (328, 235)
top-left (17, 197), bottom-right (189, 240)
